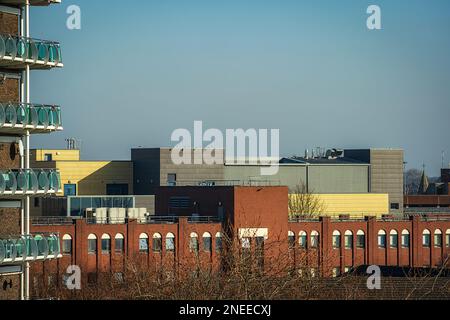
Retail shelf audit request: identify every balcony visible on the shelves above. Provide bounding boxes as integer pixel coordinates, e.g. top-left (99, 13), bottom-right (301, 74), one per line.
top-left (0, 233), bottom-right (62, 266)
top-left (0, 0), bottom-right (61, 6)
top-left (0, 169), bottom-right (61, 197)
top-left (0, 34), bottom-right (63, 69)
top-left (0, 103), bottom-right (62, 134)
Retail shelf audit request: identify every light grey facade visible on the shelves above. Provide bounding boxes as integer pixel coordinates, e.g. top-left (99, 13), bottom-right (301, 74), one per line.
top-left (132, 148), bottom-right (372, 195)
top-left (345, 149), bottom-right (404, 214)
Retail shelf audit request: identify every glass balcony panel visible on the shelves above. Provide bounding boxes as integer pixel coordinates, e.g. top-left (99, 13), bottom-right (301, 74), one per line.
top-left (35, 235), bottom-right (49, 258)
top-left (0, 104), bottom-right (5, 125)
top-left (37, 106), bottom-right (50, 127)
top-left (5, 240), bottom-right (17, 261)
top-left (0, 34), bottom-right (62, 68)
top-left (5, 104), bottom-right (17, 126)
top-left (16, 105), bottom-right (26, 125)
top-left (0, 240), bottom-right (5, 263)
top-left (15, 238), bottom-right (26, 261)
top-left (0, 170), bottom-right (60, 195)
top-left (47, 234), bottom-right (60, 256)
top-left (5, 36), bottom-right (16, 59)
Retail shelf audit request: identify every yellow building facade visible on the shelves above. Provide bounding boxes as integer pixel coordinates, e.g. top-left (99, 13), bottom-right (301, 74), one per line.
top-left (31, 150), bottom-right (133, 196)
top-left (289, 193), bottom-right (390, 218)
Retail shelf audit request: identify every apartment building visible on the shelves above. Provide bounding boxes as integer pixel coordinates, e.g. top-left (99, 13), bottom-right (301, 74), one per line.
top-left (0, 0), bottom-right (63, 300)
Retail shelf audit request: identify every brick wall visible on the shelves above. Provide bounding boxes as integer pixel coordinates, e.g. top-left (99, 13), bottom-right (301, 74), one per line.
top-left (0, 12), bottom-right (18, 35)
top-left (0, 274), bottom-right (20, 300)
top-left (0, 78), bottom-right (20, 102)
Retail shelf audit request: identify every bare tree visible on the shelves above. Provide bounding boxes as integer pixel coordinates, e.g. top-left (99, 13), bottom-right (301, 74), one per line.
top-left (288, 183), bottom-right (325, 219)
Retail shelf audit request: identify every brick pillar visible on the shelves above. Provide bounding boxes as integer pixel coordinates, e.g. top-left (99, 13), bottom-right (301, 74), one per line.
top-left (320, 217), bottom-right (331, 276)
top-left (411, 216), bottom-right (420, 268)
top-left (366, 216), bottom-right (376, 265)
top-left (75, 219), bottom-right (85, 271)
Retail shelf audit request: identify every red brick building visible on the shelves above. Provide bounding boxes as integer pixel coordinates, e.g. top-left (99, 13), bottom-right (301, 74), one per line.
top-left (30, 186), bottom-right (450, 295)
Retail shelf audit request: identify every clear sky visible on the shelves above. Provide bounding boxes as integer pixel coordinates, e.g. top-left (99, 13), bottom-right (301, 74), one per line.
top-left (29, 0), bottom-right (450, 176)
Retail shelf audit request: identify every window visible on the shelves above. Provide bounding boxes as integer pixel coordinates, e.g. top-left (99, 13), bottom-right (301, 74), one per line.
top-left (215, 232), bottom-right (222, 253)
top-left (106, 184), bottom-right (129, 195)
top-left (378, 230), bottom-right (386, 248)
top-left (344, 231), bottom-right (353, 249)
top-left (34, 198), bottom-right (41, 208)
top-left (167, 174), bottom-right (177, 187)
top-left (446, 230), bottom-right (450, 248)
top-left (190, 233), bottom-right (199, 253)
top-left (44, 154), bottom-right (53, 162)
top-left (422, 229), bottom-right (431, 248)
top-left (87, 273), bottom-right (97, 286)
top-left (299, 231), bottom-right (307, 249)
top-left (332, 268), bottom-right (341, 278)
top-left (166, 233), bottom-right (175, 252)
top-left (139, 233), bottom-right (149, 253)
top-left (87, 234), bottom-right (97, 254)
top-left (390, 203), bottom-right (400, 210)
top-left (356, 230), bottom-right (365, 248)
top-left (344, 267), bottom-right (351, 273)
top-left (152, 233), bottom-right (162, 252)
top-left (203, 232), bottom-right (212, 252)
top-left (390, 230), bottom-right (398, 248)
top-left (434, 230), bottom-right (442, 248)
top-left (332, 231), bottom-right (341, 249)
top-left (115, 234), bottom-right (124, 254)
top-left (401, 230), bottom-right (410, 248)
top-left (310, 231), bottom-right (319, 249)
top-left (288, 231), bottom-right (295, 249)
top-left (62, 234), bottom-right (72, 255)
top-left (64, 184), bottom-right (77, 197)
top-left (101, 234), bottom-right (111, 254)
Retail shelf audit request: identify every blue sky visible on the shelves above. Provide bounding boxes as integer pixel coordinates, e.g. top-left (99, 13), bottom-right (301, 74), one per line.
top-left (29, 0), bottom-right (450, 175)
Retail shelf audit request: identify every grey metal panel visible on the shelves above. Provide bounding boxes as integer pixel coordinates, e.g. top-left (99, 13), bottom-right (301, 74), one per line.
top-left (369, 149), bottom-right (404, 214)
top-left (224, 165), bottom-right (307, 190)
top-left (308, 165), bottom-right (369, 193)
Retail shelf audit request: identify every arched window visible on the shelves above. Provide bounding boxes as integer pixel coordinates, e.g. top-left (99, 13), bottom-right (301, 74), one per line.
top-left (62, 234), bottom-right (72, 255)
top-left (101, 234), bottom-right (111, 254)
top-left (203, 232), bottom-right (212, 252)
top-left (215, 232), bottom-right (222, 253)
top-left (299, 231), bottom-right (307, 249)
top-left (389, 230), bottom-right (398, 248)
top-left (378, 230), bottom-right (386, 248)
top-left (422, 229), bottom-right (431, 248)
top-left (189, 232), bottom-right (199, 253)
top-left (344, 230), bottom-right (353, 249)
top-left (356, 230), bottom-right (365, 249)
top-left (446, 229), bottom-right (450, 248)
top-left (288, 231), bottom-right (295, 249)
top-left (401, 230), bottom-right (410, 248)
top-left (310, 231), bottom-right (319, 249)
top-left (434, 229), bottom-right (443, 248)
top-left (139, 233), bottom-right (149, 253)
top-left (166, 233), bottom-right (175, 252)
top-left (332, 231), bottom-right (341, 249)
top-left (88, 234), bottom-right (97, 254)
top-left (115, 234), bottom-right (125, 254)
top-left (152, 233), bottom-right (162, 252)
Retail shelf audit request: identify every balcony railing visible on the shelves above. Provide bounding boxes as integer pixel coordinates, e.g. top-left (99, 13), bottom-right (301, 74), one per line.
top-left (0, 169), bottom-right (61, 196)
top-left (0, 233), bottom-right (61, 265)
top-left (0, 0), bottom-right (61, 6)
top-left (0, 34), bottom-right (63, 69)
top-left (0, 103), bottom-right (62, 133)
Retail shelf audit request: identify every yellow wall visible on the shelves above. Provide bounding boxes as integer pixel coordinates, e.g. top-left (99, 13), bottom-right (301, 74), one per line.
top-left (289, 193), bottom-right (390, 218)
top-left (33, 149), bottom-right (80, 161)
top-left (55, 161), bottom-right (133, 196)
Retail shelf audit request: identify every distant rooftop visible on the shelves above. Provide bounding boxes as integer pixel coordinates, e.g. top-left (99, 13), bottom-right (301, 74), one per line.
top-left (280, 157), bottom-right (368, 165)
